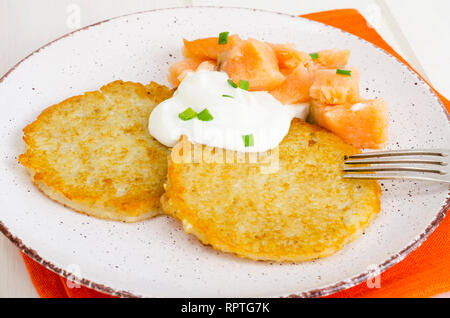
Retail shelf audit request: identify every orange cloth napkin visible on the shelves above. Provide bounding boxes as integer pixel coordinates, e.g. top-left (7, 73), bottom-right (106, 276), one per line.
top-left (20, 9), bottom-right (449, 298)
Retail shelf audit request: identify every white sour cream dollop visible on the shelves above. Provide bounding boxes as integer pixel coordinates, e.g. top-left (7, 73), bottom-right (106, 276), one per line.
top-left (149, 71), bottom-right (308, 152)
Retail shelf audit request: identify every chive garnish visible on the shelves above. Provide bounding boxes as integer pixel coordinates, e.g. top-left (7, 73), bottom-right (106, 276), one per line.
top-left (242, 134), bottom-right (254, 147)
top-left (227, 79), bottom-right (238, 88)
top-left (336, 69), bottom-right (352, 76)
top-left (222, 94), bottom-right (234, 98)
top-left (218, 32), bottom-right (229, 45)
top-left (309, 52), bottom-right (319, 59)
top-left (197, 108), bottom-right (214, 121)
top-left (178, 107), bottom-right (197, 121)
top-left (239, 80), bottom-right (250, 91)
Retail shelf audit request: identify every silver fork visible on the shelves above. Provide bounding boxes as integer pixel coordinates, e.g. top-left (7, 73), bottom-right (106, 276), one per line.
top-left (343, 149), bottom-right (450, 183)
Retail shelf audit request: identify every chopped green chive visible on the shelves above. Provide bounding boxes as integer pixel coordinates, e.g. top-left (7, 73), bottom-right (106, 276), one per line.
top-left (197, 108), bottom-right (214, 121)
top-left (218, 32), bottom-right (229, 45)
top-left (227, 79), bottom-right (238, 88)
top-left (336, 69), bottom-right (352, 76)
top-left (239, 80), bottom-right (250, 91)
top-left (242, 134), bottom-right (254, 147)
top-left (309, 52), bottom-right (319, 59)
top-left (222, 94), bottom-right (234, 98)
top-left (178, 107), bottom-right (197, 121)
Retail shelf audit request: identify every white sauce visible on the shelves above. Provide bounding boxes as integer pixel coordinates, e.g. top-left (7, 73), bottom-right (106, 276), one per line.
top-left (149, 71), bottom-right (308, 152)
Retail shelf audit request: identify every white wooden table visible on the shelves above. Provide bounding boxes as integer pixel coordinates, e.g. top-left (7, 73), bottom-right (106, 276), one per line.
top-left (1, 0), bottom-right (449, 298)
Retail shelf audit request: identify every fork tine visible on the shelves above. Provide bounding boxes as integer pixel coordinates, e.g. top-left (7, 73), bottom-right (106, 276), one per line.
top-left (344, 156), bottom-right (447, 165)
top-left (343, 149), bottom-right (450, 183)
top-left (343, 165), bottom-right (446, 174)
top-left (343, 171), bottom-right (450, 183)
top-left (347, 149), bottom-right (448, 159)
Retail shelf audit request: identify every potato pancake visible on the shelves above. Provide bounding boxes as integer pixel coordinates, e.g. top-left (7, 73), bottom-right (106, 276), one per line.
top-left (19, 81), bottom-right (173, 222)
top-left (161, 119), bottom-right (381, 262)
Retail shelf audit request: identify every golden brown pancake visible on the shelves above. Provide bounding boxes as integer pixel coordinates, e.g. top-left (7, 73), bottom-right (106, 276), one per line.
top-left (19, 80), bottom-right (173, 222)
top-left (161, 119), bottom-right (381, 262)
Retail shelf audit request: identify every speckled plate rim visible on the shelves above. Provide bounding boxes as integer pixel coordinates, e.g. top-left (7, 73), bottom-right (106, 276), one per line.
top-left (0, 6), bottom-right (449, 298)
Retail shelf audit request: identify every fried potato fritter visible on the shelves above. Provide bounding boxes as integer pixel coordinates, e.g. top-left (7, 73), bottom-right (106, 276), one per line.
top-left (161, 119), bottom-right (381, 262)
top-left (19, 81), bottom-right (173, 222)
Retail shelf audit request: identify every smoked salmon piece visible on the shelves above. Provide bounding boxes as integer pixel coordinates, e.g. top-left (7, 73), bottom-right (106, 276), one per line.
top-left (310, 67), bottom-right (360, 104)
top-left (313, 49), bottom-right (350, 69)
top-left (196, 60), bottom-right (217, 71)
top-left (183, 35), bottom-right (242, 60)
top-left (168, 58), bottom-right (203, 87)
top-left (269, 64), bottom-right (314, 104)
top-left (268, 43), bottom-right (313, 74)
top-left (168, 59), bottom-right (217, 86)
top-left (219, 38), bottom-right (285, 91)
top-left (308, 98), bottom-right (389, 149)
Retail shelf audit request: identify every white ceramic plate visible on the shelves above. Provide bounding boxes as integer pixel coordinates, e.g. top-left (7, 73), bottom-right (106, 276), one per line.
top-left (0, 7), bottom-right (449, 298)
